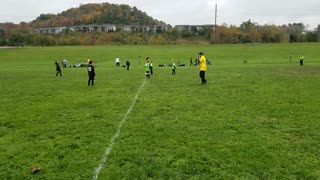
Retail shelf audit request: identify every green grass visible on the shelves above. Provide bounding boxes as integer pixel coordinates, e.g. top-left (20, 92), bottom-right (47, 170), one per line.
top-left (0, 43), bottom-right (320, 179)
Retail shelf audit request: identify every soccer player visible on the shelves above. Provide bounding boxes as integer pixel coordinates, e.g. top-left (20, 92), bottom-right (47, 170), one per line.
top-left (115, 57), bottom-right (120, 67)
top-left (62, 58), bottom-right (67, 68)
top-left (55, 60), bottom-right (62, 77)
top-left (198, 52), bottom-right (207, 84)
top-left (87, 60), bottom-right (96, 86)
top-left (145, 58), bottom-right (151, 79)
top-left (172, 61), bottom-right (176, 75)
top-left (149, 60), bottom-right (153, 75)
top-left (126, 59), bottom-right (131, 71)
top-left (300, 56), bottom-right (304, 66)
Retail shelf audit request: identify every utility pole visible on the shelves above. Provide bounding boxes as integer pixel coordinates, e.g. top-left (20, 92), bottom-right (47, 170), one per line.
top-left (214, 3), bottom-right (217, 43)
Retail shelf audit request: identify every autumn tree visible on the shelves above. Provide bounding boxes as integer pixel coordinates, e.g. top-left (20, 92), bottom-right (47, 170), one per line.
top-left (247, 29), bottom-right (262, 43)
top-left (30, 3), bottom-right (165, 28)
top-left (239, 20), bottom-right (261, 43)
top-left (156, 35), bottom-right (165, 45)
top-left (260, 25), bottom-right (289, 43)
top-left (148, 35), bottom-right (156, 44)
top-left (211, 25), bottom-right (241, 44)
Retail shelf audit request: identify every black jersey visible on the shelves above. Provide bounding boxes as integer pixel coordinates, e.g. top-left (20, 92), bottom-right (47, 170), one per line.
top-left (88, 64), bottom-right (95, 77)
top-left (55, 62), bottom-right (61, 71)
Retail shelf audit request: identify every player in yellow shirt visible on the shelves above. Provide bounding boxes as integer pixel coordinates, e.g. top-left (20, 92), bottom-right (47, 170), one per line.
top-left (198, 52), bottom-right (207, 84)
top-left (145, 58), bottom-right (151, 79)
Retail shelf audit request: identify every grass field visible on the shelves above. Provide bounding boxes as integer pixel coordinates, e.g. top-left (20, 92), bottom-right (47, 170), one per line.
top-left (0, 43), bottom-right (320, 179)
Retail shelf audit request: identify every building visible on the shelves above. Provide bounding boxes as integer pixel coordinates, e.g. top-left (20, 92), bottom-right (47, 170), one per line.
top-left (175, 25), bottom-right (213, 32)
top-left (35, 25), bottom-right (112, 34)
top-left (34, 24), bottom-right (169, 34)
top-left (34, 27), bottom-right (67, 34)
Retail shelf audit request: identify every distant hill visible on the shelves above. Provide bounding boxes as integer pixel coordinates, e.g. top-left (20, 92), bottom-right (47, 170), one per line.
top-left (30, 3), bottom-right (167, 28)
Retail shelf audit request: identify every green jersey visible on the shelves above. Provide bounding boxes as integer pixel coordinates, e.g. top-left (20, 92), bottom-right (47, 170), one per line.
top-left (145, 63), bottom-right (150, 71)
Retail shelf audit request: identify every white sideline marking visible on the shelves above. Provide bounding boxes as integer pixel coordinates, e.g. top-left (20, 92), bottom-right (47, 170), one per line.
top-left (93, 79), bottom-right (146, 180)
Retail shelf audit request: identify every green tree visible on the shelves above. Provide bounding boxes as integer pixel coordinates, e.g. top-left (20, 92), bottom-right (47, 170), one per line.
top-left (316, 25), bottom-right (320, 34)
top-left (35, 14), bottom-right (54, 21)
top-left (0, 28), bottom-right (5, 38)
top-left (166, 29), bottom-right (179, 41)
top-left (306, 32), bottom-right (319, 42)
top-left (289, 33), bottom-right (298, 42)
top-left (9, 33), bottom-right (25, 46)
top-left (297, 32), bottom-right (307, 42)
top-left (287, 23), bottom-right (305, 34)
top-left (240, 19), bottom-right (258, 33)
top-left (0, 28), bottom-right (6, 45)
top-left (181, 30), bottom-right (192, 38)
top-left (198, 26), bottom-right (212, 39)
top-left (0, 29), bottom-right (6, 45)
top-left (287, 23), bottom-right (305, 42)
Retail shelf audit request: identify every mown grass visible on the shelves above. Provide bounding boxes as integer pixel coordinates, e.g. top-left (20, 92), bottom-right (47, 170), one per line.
top-left (0, 43), bottom-right (319, 179)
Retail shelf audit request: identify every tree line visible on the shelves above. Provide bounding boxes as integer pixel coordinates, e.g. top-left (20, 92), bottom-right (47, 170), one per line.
top-left (211, 20), bottom-right (320, 44)
top-left (0, 1), bottom-right (319, 46)
top-left (1, 20), bottom-right (319, 46)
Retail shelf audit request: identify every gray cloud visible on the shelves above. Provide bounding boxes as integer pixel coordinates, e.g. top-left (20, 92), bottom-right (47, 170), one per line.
top-left (0, 0), bottom-right (319, 29)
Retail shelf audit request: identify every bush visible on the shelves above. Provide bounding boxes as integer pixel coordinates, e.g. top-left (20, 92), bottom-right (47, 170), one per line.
top-left (0, 38), bottom-right (7, 46)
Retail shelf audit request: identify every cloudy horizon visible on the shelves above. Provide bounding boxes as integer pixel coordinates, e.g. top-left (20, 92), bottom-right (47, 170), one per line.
top-left (0, 0), bottom-right (319, 30)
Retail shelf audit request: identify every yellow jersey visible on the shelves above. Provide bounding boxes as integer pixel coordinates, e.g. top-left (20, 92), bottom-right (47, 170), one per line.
top-left (199, 55), bottom-right (207, 71)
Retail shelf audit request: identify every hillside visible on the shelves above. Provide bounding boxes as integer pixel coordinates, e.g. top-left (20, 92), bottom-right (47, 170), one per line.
top-left (30, 3), bottom-right (167, 28)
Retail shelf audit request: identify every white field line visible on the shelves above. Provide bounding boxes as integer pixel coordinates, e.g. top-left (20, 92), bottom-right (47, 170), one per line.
top-left (93, 79), bottom-right (146, 180)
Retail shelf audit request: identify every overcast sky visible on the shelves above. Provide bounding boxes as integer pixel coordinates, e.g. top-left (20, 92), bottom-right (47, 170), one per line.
top-left (0, 0), bottom-right (319, 29)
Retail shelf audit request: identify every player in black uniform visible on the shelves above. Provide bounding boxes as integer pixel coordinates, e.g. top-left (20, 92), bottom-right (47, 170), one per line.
top-left (126, 59), bottom-right (131, 71)
top-left (55, 61), bottom-right (62, 77)
top-left (87, 60), bottom-right (96, 86)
